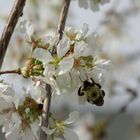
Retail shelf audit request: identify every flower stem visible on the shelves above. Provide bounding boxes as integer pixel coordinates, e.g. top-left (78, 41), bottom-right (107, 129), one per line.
top-left (0, 0), bottom-right (26, 69)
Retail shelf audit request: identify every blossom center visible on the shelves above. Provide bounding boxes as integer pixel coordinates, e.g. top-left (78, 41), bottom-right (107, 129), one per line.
top-left (18, 97), bottom-right (43, 129)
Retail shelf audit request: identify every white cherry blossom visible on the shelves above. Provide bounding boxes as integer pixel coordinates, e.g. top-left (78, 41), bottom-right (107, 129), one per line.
top-left (0, 82), bottom-right (42, 140)
top-left (42, 24), bottom-right (108, 96)
top-left (19, 20), bottom-right (35, 41)
top-left (74, 113), bottom-right (94, 140)
top-left (42, 111), bottom-right (79, 140)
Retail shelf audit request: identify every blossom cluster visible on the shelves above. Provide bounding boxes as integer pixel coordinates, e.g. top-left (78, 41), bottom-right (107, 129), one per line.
top-left (0, 82), bottom-right (42, 140)
top-left (0, 82), bottom-right (80, 140)
top-left (20, 20), bottom-right (108, 106)
top-left (0, 21), bottom-right (109, 140)
top-left (0, 80), bottom-right (104, 140)
top-left (0, 0), bottom-right (111, 139)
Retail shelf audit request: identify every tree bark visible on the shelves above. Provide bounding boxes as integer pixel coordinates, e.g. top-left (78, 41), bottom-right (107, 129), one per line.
top-left (0, 0), bottom-right (26, 69)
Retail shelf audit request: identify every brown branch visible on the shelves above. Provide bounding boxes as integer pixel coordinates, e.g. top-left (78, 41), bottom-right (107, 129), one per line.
top-left (57, 0), bottom-right (71, 41)
top-left (0, 68), bottom-right (21, 75)
top-left (52, 0), bottom-right (71, 54)
top-left (0, 0), bottom-right (26, 69)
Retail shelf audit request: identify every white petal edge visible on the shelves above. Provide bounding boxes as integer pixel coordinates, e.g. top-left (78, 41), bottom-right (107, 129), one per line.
top-left (41, 127), bottom-right (56, 135)
top-left (63, 127), bottom-right (79, 140)
top-left (58, 57), bottom-right (74, 75)
top-left (64, 111), bottom-right (79, 125)
top-left (57, 37), bottom-right (70, 58)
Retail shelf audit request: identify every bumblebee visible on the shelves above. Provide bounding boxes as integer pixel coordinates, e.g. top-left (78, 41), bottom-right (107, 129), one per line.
top-left (78, 78), bottom-right (105, 106)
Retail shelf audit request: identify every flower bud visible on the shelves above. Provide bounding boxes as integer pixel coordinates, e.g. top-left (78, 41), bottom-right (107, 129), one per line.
top-left (21, 58), bottom-right (44, 78)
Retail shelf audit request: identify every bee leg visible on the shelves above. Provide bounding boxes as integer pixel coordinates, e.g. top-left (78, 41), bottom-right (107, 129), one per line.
top-left (95, 83), bottom-right (102, 89)
top-left (101, 90), bottom-right (105, 97)
top-left (78, 87), bottom-right (85, 96)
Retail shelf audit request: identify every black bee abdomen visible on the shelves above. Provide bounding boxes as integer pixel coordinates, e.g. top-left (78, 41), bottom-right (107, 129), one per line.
top-left (94, 97), bottom-right (104, 106)
top-left (92, 90), bottom-right (105, 106)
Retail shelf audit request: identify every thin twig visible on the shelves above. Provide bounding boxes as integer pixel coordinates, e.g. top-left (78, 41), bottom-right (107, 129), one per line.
top-left (52, 0), bottom-right (71, 54)
top-left (39, 0), bottom-right (71, 140)
top-left (0, 68), bottom-right (21, 75)
top-left (57, 0), bottom-right (71, 41)
top-left (0, 0), bottom-right (26, 69)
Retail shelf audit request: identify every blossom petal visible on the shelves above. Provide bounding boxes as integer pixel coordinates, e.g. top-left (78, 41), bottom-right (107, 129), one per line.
top-left (0, 98), bottom-right (12, 112)
top-left (76, 23), bottom-right (89, 40)
top-left (22, 128), bottom-right (35, 140)
top-left (95, 59), bottom-right (110, 70)
top-left (41, 127), bottom-right (56, 135)
top-left (58, 57), bottom-right (74, 75)
top-left (64, 111), bottom-right (79, 125)
top-left (1, 94), bottom-right (14, 104)
top-left (0, 83), bottom-right (15, 96)
top-left (30, 121), bottom-right (40, 139)
top-left (43, 71), bottom-right (61, 95)
top-left (6, 127), bottom-right (20, 140)
top-left (19, 20), bottom-right (34, 40)
top-left (11, 113), bottom-right (21, 127)
top-left (57, 37), bottom-right (70, 58)
top-left (44, 51), bottom-right (54, 64)
top-left (74, 41), bottom-right (87, 57)
top-left (63, 127), bottom-right (79, 140)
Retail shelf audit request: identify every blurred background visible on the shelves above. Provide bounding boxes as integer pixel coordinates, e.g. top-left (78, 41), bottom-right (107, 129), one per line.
top-left (1, 0), bottom-right (140, 140)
